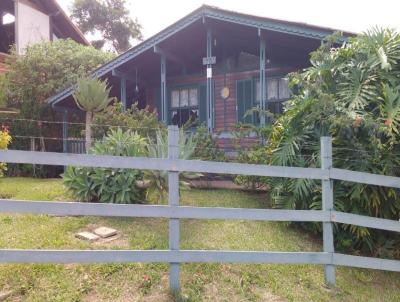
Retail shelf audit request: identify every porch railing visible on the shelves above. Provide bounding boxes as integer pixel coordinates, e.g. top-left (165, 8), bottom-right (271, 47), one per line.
top-left (0, 125), bottom-right (399, 295)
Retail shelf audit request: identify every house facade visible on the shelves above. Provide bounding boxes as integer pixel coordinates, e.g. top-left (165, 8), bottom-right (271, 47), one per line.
top-left (47, 5), bottom-right (353, 152)
top-left (0, 0), bottom-right (88, 74)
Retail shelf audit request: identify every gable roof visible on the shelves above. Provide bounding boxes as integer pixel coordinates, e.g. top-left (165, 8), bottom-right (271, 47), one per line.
top-left (36, 0), bottom-right (89, 45)
top-left (48, 4), bottom-right (354, 106)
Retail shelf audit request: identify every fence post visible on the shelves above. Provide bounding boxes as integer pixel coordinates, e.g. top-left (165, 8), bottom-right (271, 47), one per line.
top-left (168, 125), bottom-right (180, 295)
top-left (321, 136), bottom-right (336, 287)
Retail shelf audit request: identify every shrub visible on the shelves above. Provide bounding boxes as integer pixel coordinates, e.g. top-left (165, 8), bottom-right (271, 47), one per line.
top-left (2, 39), bottom-right (113, 177)
top-left (63, 128), bottom-right (147, 203)
top-left (92, 102), bottom-right (163, 139)
top-left (192, 124), bottom-right (226, 162)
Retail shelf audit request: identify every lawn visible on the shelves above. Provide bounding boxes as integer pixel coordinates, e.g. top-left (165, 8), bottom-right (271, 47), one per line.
top-left (0, 177), bottom-right (399, 301)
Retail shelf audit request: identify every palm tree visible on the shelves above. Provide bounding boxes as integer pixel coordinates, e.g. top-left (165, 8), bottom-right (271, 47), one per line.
top-left (72, 77), bottom-right (114, 152)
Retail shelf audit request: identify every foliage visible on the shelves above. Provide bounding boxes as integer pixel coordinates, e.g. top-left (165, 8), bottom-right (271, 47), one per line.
top-left (72, 77), bottom-right (114, 151)
top-left (232, 123), bottom-right (273, 190)
top-left (2, 39), bottom-right (113, 177)
top-left (63, 128), bottom-right (147, 203)
top-left (71, 0), bottom-right (142, 53)
top-left (144, 129), bottom-right (200, 202)
top-left (266, 28), bottom-right (400, 257)
top-left (0, 126), bottom-right (11, 176)
top-left (192, 124), bottom-right (226, 161)
top-left (0, 74), bottom-right (8, 108)
top-left (5, 39), bottom-right (113, 109)
top-left (92, 102), bottom-right (163, 139)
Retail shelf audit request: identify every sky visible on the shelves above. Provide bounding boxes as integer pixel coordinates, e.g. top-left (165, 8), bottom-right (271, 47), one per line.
top-left (58, 0), bottom-right (400, 40)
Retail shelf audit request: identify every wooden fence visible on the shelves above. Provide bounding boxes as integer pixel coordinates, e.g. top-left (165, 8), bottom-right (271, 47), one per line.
top-left (0, 125), bottom-right (399, 295)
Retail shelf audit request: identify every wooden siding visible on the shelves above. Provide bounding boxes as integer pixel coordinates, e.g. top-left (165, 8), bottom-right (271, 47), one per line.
top-left (149, 66), bottom-right (296, 130)
top-left (147, 66), bottom-right (296, 150)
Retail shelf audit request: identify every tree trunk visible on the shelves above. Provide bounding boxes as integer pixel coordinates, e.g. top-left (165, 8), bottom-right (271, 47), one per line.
top-left (85, 111), bottom-right (93, 153)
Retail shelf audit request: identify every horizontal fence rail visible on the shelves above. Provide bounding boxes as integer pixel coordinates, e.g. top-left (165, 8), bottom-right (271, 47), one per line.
top-left (0, 128), bottom-right (399, 294)
top-left (1, 200), bottom-right (399, 232)
top-left (0, 200), bottom-right (330, 222)
top-left (0, 150), bottom-right (328, 180)
top-left (0, 250), bottom-right (399, 272)
top-left (2, 150), bottom-right (400, 189)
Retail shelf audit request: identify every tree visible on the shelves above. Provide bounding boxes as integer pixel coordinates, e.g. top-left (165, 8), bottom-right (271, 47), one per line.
top-left (71, 0), bottom-right (143, 53)
top-left (2, 39), bottom-right (113, 178)
top-left (72, 77), bottom-right (114, 151)
top-left (3, 39), bottom-right (112, 166)
top-left (5, 39), bottom-right (113, 110)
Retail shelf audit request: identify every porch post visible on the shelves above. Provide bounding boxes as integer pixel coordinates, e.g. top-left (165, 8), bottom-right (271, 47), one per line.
top-left (259, 34), bottom-right (266, 127)
top-left (161, 54), bottom-right (167, 124)
top-left (62, 110), bottom-right (68, 153)
top-left (120, 77), bottom-right (127, 111)
top-left (206, 28), bottom-right (214, 132)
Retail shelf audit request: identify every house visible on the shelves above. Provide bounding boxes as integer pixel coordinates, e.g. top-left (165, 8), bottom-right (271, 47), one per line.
top-left (47, 5), bottom-right (353, 152)
top-left (0, 0), bottom-right (89, 74)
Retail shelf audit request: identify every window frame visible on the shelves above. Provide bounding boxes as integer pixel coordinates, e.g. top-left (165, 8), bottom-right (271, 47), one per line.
top-left (235, 74), bottom-right (291, 125)
top-left (254, 75), bottom-right (291, 105)
top-left (169, 84), bottom-right (200, 127)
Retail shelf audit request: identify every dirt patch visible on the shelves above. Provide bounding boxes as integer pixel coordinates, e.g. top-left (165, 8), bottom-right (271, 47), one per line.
top-left (140, 293), bottom-right (171, 302)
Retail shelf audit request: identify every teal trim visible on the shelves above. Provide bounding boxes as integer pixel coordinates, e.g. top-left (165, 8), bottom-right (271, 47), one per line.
top-left (120, 78), bottom-right (127, 111)
top-left (259, 36), bottom-right (266, 127)
top-left (236, 78), bottom-right (254, 124)
top-left (161, 55), bottom-right (167, 123)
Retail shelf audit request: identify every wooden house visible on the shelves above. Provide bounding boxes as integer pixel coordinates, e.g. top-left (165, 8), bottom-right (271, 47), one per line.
top-left (47, 5), bottom-right (353, 152)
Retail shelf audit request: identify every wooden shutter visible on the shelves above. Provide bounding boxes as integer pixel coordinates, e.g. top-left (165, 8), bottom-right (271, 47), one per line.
top-left (236, 79), bottom-right (253, 123)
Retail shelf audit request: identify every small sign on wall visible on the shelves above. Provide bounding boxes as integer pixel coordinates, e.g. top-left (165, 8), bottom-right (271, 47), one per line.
top-left (207, 67), bottom-right (212, 78)
top-left (203, 56), bottom-right (216, 65)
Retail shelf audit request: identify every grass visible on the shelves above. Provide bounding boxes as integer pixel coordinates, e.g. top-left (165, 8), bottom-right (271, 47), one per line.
top-left (0, 177), bottom-right (399, 301)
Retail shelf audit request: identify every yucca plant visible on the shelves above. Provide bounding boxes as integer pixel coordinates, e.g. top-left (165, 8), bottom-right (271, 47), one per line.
top-left (144, 128), bottom-right (200, 202)
top-left (72, 77), bottom-right (114, 151)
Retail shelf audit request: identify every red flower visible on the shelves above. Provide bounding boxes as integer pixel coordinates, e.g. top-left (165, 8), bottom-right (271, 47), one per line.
top-left (143, 275), bottom-right (150, 282)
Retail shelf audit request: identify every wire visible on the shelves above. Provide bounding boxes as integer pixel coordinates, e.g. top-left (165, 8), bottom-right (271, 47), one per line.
top-left (0, 117), bottom-right (166, 132)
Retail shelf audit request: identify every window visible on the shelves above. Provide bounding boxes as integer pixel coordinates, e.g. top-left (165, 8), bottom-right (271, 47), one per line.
top-left (255, 77), bottom-right (290, 115)
top-left (170, 87), bottom-right (199, 127)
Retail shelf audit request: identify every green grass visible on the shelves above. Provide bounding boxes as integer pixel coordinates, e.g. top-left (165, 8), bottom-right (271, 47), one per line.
top-left (0, 177), bottom-right (399, 301)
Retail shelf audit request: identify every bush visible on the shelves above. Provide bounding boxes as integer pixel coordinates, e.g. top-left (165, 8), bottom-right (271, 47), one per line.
top-left (2, 39), bottom-right (113, 177)
top-left (63, 129), bottom-right (147, 203)
top-left (192, 124), bottom-right (226, 162)
top-left (93, 102), bottom-right (163, 139)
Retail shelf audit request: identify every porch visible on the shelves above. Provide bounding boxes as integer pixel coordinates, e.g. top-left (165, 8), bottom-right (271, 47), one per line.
top-left (48, 6), bottom-right (348, 152)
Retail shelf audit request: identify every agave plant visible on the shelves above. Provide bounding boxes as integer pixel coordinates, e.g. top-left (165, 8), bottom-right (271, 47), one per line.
top-left (144, 128), bottom-right (201, 202)
top-left (63, 128), bottom-right (148, 204)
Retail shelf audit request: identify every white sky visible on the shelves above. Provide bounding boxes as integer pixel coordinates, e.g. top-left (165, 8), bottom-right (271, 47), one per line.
top-left (58, 0), bottom-right (400, 39)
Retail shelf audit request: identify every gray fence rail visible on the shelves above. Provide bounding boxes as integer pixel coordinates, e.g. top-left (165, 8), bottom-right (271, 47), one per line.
top-left (0, 125), bottom-right (399, 294)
